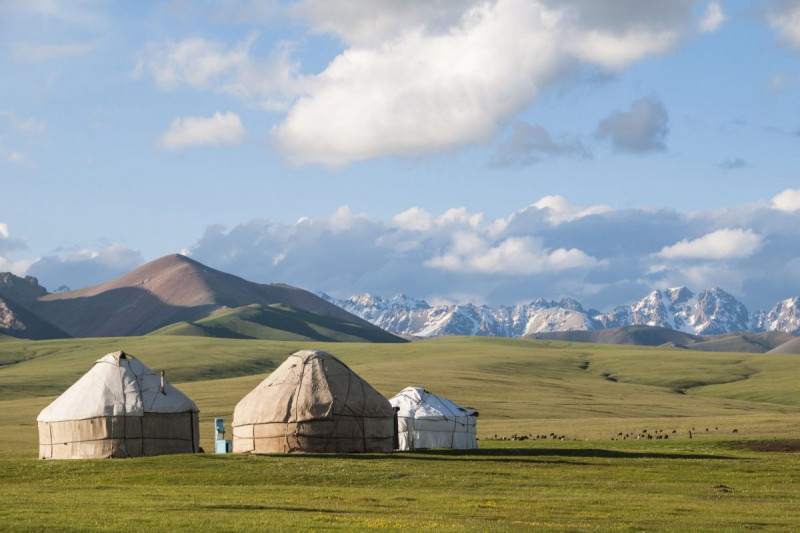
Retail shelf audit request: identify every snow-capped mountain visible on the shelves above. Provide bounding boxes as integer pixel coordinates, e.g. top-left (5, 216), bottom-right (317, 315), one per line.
top-left (751, 297), bottom-right (800, 334)
top-left (595, 287), bottom-right (749, 335)
top-left (322, 286), bottom-right (794, 338)
top-left (320, 293), bottom-right (599, 337)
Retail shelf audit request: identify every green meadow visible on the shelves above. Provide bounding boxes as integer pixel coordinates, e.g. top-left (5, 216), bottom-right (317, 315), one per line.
top-left (1, 336), bottom-right (800, 531)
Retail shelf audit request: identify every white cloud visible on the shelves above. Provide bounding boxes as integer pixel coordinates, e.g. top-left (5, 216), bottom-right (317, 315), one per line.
top-left (27, 244), bottom-right (144, 291)
top-left (157, 112), bottom-right (246, 150)
top-left (595, 97), bottom-right (669, 153)
top-left (772, 188), bottom-right (800, 212)
top-left (0, 223), bottom-right (30, 275)
top-left (768, 1), bottom-right (800, 48)
top-left (328, 205), bottom-right (370, 233)
top-left (436, 207), bottom-right (483, 228)
top-left (11, 41), bottom-right (94, 63)
top-left (426, 234), bottom-right (600, 275)
top-left (566, 28), bottom-right (678, 70)
top-left (134, 34), bottom-right (300, 111)
top-left (391, 207), bottom-right (433, 232)
top-left (656, 228), bottom-right (762, 260)
top-left (274, 0), bottom-right (695, 167)
top-left (532, 195), bottom-right (612, 225)
top-left (699, 2), bottom-right (725, 33)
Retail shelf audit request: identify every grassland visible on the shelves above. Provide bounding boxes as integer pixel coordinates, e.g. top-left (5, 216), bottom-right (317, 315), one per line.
top-left (1, 336), bottom-right (800, 531)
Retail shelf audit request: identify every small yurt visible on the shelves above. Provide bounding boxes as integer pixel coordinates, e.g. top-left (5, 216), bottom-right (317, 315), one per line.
top-left (389, 387), bottom-right (478, 451)
top-left (37, 351), bottom-right (199, 459)
top-left (233, 350), bottom-right (395, 454)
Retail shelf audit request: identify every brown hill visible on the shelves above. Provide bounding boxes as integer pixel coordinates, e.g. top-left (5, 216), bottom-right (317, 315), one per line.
top-left (30, 254), bottom-right (402, 340)
top-left (0, 295), bottom-right (69, 340)
top-left (767, 336), bottom-right (800, 354)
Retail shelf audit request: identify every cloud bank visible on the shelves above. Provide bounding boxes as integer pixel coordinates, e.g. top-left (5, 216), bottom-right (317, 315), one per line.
top-left (178, 189), bottom-right (800, 312)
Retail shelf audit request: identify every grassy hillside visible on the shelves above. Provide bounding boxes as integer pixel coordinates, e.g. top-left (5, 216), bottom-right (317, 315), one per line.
top-left (2, 336), bottom-right (800, 530)
top-left (149, 303), bottom-right (404, 343)
top-left (2, 335), bottom-right (800, 454)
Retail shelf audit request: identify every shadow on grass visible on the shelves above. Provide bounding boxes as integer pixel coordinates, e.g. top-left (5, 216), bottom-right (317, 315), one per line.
top-left (200, 504), bottom-right (347, 513)
top-left (254, 447), bottom-right (736, 462)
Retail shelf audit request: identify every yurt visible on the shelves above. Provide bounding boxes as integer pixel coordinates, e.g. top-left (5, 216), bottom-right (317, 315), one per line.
top-left (233, 350), bottom-right (395, 454)
top-left (37, 351), bottom-right (199, 459)
top-left (389, 387), bottom-right (478, 451)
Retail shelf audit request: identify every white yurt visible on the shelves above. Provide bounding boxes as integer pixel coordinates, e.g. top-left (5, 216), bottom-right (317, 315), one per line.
top-left (37, 351), bottom-right (199, 459)
top-left (389, 387), bottom-right (478, 451)
top-left (233, 350), bottom-right (395, 454)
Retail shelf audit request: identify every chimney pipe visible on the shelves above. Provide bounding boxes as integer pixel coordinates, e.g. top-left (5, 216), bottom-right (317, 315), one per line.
top-left (160, 371), bottom-right (166, 395)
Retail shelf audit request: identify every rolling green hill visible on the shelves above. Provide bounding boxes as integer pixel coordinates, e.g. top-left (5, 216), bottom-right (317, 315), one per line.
top-left (3, 336), bottom-right (800, 531)
top-left (149, 303), bottom-right (404, 343)
top-left (2, 335), bottom-right (800, 459)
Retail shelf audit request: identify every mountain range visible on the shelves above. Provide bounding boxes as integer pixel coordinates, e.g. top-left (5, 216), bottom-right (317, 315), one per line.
top-left (0, 254), bottom-right (403, 343)
top-left (321, 287), bottom-right (800, 340)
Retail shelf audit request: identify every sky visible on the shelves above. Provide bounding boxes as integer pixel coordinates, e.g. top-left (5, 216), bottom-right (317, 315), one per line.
top-left (1, 0), bottom-right (800, 312)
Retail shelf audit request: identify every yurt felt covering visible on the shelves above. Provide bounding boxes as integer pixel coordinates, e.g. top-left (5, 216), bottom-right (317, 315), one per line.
top-left (389, 387), bottom-right (478, 451)
top-left (37, 351), bottom-right (199, 459)
top-left (233, 350), bottom-right (395, 454)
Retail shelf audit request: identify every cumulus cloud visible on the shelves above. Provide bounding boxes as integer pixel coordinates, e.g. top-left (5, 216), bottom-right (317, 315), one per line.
top-left (131, 1), bottom-right (709, 166)
top-left (531, 196), bottom-right (613, 225)
top-left (595, 97), bottom-right (669, 153)
top-left (772, 188), bottom-right (800, 212)
top-left (273, 0), bottom-right (696, 166)
top-left (655, 228), bottom-right (763, 260)
top-left (134, 34), bottom-right (300, 111)
top-left (157, 112), bottom-right (246, 150)
top-left (699, 2), bottom-right (726, 33)
top-left (181, 191), bottom-right (800, 312)
top-left (425, 234), bottom-right (600, 275)
top-left (391, 207), bottom-right (434, 232)
top-left (490, 122), bottom-right (590, 167)
top-left (0, 224), bottom-right (31, 276)
top-left (768, 0), bottom-right (800, 48)
top-left (27, 244), bottom-right (144, 291)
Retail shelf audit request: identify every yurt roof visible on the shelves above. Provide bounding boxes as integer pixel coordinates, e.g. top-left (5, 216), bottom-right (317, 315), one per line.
top-left (233, 349), bottom-right (394, 426)
top-left (37, 351), bottom-right (198, 423)
top-left (390, 386), bottom-right (478, 419)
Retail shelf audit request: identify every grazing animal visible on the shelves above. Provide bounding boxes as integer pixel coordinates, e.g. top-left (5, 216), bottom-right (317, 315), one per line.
top-left (732, 429), bottom-right (738, 434)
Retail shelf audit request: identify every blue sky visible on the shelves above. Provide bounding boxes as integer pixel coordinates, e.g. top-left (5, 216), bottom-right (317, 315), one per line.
top-left (1, 0), bottom-right (800, 312)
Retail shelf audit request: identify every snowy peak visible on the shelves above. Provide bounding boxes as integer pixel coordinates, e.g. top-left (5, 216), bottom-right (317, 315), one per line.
top-left (324, 286), bottom-right (790, 338)
top-left (323, 293), bottom-right (598, 338)
top-left (624, 286), bottom-right (749, 335)
top-left (693, 288), bottom-right (750, 335)
top-left (759, 297), bottom-right (800, 335)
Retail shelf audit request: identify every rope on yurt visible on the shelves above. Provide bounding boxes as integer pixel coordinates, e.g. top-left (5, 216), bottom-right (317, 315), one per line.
top-left (358, 375), bottom-right (367, 451)
top-left (326, 357), bottom-right (354, 449)
top-left (286, 354), bottom-right (307, 453)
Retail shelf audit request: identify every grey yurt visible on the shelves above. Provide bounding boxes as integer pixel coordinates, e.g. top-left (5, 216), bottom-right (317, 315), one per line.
top-left (232, 350), bottom-right (395, 454)
top-left (37, 351), bottom-right (199, 459)
top-left (389, 387), bottom-right (478, 451)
